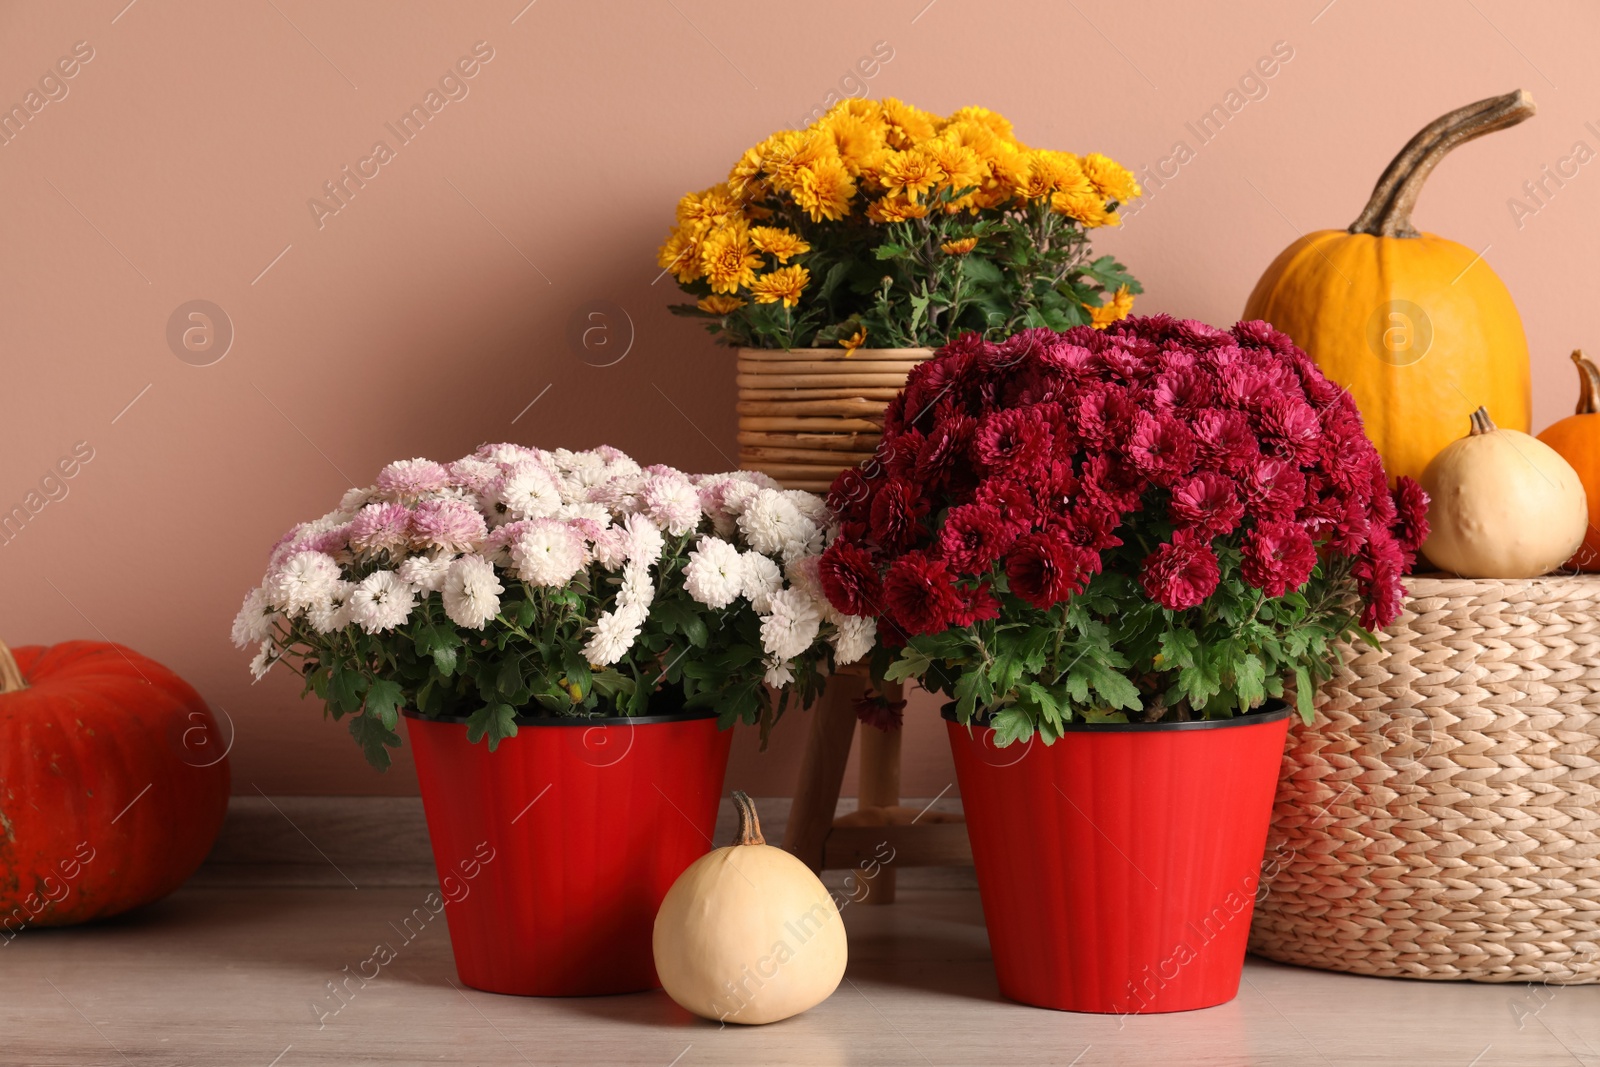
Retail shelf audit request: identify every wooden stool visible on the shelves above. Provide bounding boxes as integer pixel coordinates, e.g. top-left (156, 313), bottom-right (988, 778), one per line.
top-left (782, 667), bottom-right (971, 904)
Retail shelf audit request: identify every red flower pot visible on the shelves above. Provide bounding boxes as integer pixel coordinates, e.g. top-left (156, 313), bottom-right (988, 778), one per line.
top-left (405, 708), bottom-right (732, 996)
top-left (946, 704), bottom-right (1290, 1015)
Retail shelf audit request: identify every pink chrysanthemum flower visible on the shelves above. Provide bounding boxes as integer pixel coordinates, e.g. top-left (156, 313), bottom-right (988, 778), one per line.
top-left (410, 499), bottom-right (488, 554)
top-left (376, 458), bottom-right (450, 500)
top-left (347, 502), bottom-right (413, 557)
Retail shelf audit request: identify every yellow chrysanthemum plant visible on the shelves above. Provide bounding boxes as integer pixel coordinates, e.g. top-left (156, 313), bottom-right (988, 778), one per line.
top-left (659, 100), bottom-right (1143, 351)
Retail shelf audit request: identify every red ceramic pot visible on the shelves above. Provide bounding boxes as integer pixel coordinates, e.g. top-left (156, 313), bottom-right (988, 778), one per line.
top-left (405, 706), bottom-right (732, 996)
top-left (946, 704), bottom-right (1290, 1015)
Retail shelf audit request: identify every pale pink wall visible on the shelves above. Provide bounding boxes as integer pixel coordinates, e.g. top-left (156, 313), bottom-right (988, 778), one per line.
top-left (2, 1), bottom-right (1594, 796)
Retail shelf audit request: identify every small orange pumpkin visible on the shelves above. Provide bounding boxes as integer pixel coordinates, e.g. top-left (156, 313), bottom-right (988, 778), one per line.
top-left (1537, 349), bottom-right (1600, 569)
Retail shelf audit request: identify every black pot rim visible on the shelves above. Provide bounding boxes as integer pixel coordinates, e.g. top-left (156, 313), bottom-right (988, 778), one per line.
top-left (401, 708), bottom-right (722, 728)
top-left (940, 700), bottom-right (1292, 733)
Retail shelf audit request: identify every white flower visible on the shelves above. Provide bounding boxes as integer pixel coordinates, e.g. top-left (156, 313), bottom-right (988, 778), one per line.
top-left (399, 553), bottom-right (454, 594)
top-left (590, 527), bottom-right (631, 568)
top-left (443, 555), bottom-right (504, 630)
top-left (643, 474), bottom-right (703, 536)
top-left (739, 552), bottom-right (784, 614)
top-left (830, 613), bottom-right (877, 664)
top-left (558, 500), bottom-right (612, 525)
top-left (625, 513), bottom-right (665, 568)
top-left (339, 486), bottom-right (379, 513)
top-left (683, 537), bottom-right (744, 610)
top-left (551, 449), bottom-right (608, 501)
top-left (308, 581), bottom-right (356, 635)
top-left (583, 602), bottom-right (646, 666)
top-left (249, 640), bottom-right (278, 681)
top-left (232, 587), bottom-right (278, 649)
top-left (785, 489), bottom-right (832, 527)
top-left (784, 554), bottom-right (826, 605)
top-left (510, 519), bottom-right (587, 587)
top-left (498, 465), bottom-right (562, 521)
top-left (266, 551), bottom-right (343, 616)
top-left (720, 479), bottom-right (763, 518)
top-left (617, 558), bottom-right (654, 611)
top-left (764, 658), bottom-right (795, 688)
top-left (739, 488), bottom-right (819, 560)
top-left (349, 570), bottom-right (416, 634)
top-left (760, 588), bottom-right (823, 662)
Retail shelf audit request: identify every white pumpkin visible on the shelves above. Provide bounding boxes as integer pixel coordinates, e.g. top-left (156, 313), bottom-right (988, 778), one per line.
top-left (652, 791), bottom-right (847, 1025)
top-left (1420, 406), bottom-right (1588, 579)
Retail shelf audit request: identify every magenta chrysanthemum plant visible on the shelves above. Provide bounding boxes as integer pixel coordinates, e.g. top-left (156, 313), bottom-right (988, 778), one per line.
top-left (234, 444), bottom-right (874, 768)
top-left (818, 316), bottom-right (1428, 743)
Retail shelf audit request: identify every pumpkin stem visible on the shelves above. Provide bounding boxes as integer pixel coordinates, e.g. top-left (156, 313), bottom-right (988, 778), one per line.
top-left (1572, 349), bottom-right (1600, 415)
top-left (731, 790), bottom-right (765, 846)
top-left (1349, 90), bottom-right (1536, 239)
top-left (1469, 406), bottom-right (1497, 436)
top-left (0, 639), bottom-right (27, 694)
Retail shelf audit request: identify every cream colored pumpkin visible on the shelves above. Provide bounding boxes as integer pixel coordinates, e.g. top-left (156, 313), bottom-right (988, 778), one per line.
top-left (1420, 406), bottom-right (1587, 578)
top-left (652, 791), bottom-right (847, 1025)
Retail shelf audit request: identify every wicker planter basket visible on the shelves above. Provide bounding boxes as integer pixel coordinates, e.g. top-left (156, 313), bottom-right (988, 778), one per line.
top-left (1250, 574), bottom-right (1600, 983)
top-left (736, 346), bottom-right (932, 491)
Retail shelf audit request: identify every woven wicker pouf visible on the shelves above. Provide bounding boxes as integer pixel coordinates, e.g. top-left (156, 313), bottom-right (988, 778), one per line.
top-left (1250, 574), bottom-right (1600, 983)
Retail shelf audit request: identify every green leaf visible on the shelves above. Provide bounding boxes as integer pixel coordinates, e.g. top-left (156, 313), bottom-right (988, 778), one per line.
top-left (348, 714), bottom-right (400, 771)
top-left (884, 648), bottom-right (933, 683)
top-left (364, 678), bottom-right (405, 731)
top-left (1080, 658), bottom-right (1141, 712)
top-left (988, 707), bottom-right (1033, 748)
top-left (329, 666), bottom-right (369, 714)
top-left (466, 703), bottom-right (519, 751)
top-left (1235, 653), bottom-right (1267, 710)
top-left (1158, 628), bottom-right (1200, 671)
top-left (431, 644), bottom-right (458, 678)
top-left (1292, 665), bottom-right (1315, 725)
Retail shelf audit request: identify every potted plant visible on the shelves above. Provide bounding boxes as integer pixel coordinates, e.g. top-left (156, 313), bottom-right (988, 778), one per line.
top-left (657, 98), bottom-right (1144, 491)
top-left (817, 316), bottom-right (1427, 1014)
top-left (233, 443), bottom-right (873, 996)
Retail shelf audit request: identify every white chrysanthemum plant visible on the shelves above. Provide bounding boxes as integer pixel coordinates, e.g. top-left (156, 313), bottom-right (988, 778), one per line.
top-left (234, 445), bottom-right (876, 769)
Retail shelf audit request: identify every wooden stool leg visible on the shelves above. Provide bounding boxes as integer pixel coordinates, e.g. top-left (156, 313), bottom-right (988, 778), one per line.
top-left (854, 685), bottom-right (902, 905)
top-left (781, 670), bottom-right (865, 872)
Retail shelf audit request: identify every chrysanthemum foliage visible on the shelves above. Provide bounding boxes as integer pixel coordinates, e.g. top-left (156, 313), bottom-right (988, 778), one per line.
top-left (235, 445), bottom-right (874, 769)
top-left (819, 317), bottom-right (1427, 744)
top-left (660, 99), bottom-right (1143, 351)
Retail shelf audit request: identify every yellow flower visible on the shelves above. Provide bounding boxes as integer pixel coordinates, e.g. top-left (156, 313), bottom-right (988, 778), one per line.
top-left (699, 223), bottom-right (761, 294)
top-left (748, 264), bottom-right (810, 307)
top-left (793, 156), bottom-right (856, 221)
top-left (657, 227), bottom-right (703, 284)
top-left (941, 236), bottom-right (978, 255)
top-left (727, 146), bottom-right (768, 200)
top-left (1015, 150), bottom-right (1087, 200)
top-left (750, 226), bottom-right (811, 263)
top-left (922, 140), bottom-right (988, 212)
top-left (946, 106), bottom-right (1016, 143)
top-left (697, 294), bottom-right (746, 315)
top-left (881, 97), bottom-right (939, 148)
top-left (765, 129), bottom-right (838, 193)
top-left (676, 183), bottom-right (741, 231)
top-left (1082, 152), bottom-right (1142, 203)
top-left (823, 110), bottom-right (888, 176)
top-left (839, 327), bottom-right (867, 356)
top-left (1088, 286), bottom-right (1135, 328)
top-left (866, 196), bottom-right (930, 223)
top-left (878, 147), bottom-right (945, 203)
top-left (1051, 190), bottom-right (1117, 228)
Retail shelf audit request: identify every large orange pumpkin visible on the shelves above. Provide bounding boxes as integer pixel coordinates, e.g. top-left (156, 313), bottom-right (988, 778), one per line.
top-left (1243, 90), bottom-right (1535, 484)
top-left (0, 639), bottom-right (229, 933)
top-left (1538, 349), bottom-right (1600, 570)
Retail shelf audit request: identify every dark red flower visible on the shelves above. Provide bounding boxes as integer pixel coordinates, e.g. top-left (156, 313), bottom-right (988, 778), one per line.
top-left (828, 466), bottom-right (873, 523)
top-left (973, 406), bottom-right (1052, 478)
top-left (952, 582), bottom-right (1001, 626)
top-left (976, 478), bottom-right (1038, 535)
top-left (1255, 394), bottom-right (1323, 464)
top-left (855, 691), bottom-right (907, 732)
top-left (1140, 533), bottom-right (1221, 610)
top-left (914, 412), bottom-right (975, 491)
top-left (1242, 521), bottom-right (1318, 598)
top-left (1193, 408), bottom-right (1260, 474)
top-left (819, 540), bottom-right (883, 618)
top-left (1126, 410), bottom-right (1197, 485)
top-left (1355, 531), bottom-right (1405, 630)
top-left (938, 502), bottom-right (1012, 575)
top-left (1004, 530), bottom-right (1091, 610)
top-left (868, 477), bottom-right (929, 552)
top-left (1169, 471), bottom-right (1244, 537)
top-left (1072, 383), bottom-right (1137, 447)
top-left (1243, 457), bottom-right (1306, 522)
top-left (1152, 369), bottom-right (1215, 413)
top-left (882, 551), bottom-right (963, 635)
top-left (1391, 477), bottom-right (1430, 557)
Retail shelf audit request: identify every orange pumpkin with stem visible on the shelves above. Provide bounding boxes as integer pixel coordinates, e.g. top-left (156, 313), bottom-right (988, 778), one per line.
top-left (1243, 91), bottom-right (1536, 485)
top-left (1537, 349), bottom-right (1600, 569)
